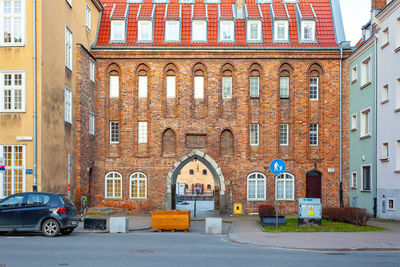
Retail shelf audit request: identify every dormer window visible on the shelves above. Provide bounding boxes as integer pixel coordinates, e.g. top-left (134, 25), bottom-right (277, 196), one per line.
top-left (165, 20), bottom-right (180, 42)
top-left (110, 20), bottom-right (125, 42)
top-left (301, 21), bottom-right (316, 42)
top-left (138, 20), bottom-right (153, 42)
top-left (192, 20), bottom-right (207, 42)
top-left (274, 20), bottom-right (289, 42)
top-left (247, 20), bottom-right (262, 42)
top-left (219, 20), bottom-right (234, 42)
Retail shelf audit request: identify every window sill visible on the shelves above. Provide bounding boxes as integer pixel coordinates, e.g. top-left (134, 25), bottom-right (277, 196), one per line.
top-left (0, 110), bottom-right (26, 114)
top-left (276, 199), bottom-right (295, 202)
top-left (394, 107), bottom-right (400, 113)
top-left (280, 97), bottom-right (289, 99)
top-left (351, 79), bottom-right (357, 84)
top-left (247, 199), bottom-right (266, 202)
top-left (381, 99), bottom-right (389, 104)
top-left (380, 158), bottom-right (390, 162)
top-left (250, 97), bottom-right (260, 99)
top-left (351, 128), bottom-right (357, 132)
top-left (351, 186), bottom-right (357, 189)
top-left (360, 134), bottom-right (371, 140)
top-left (395, 46), bottom-right (400, 53)
top-left (381, 42), bottom-right (389, 49)
top-left (395, 170), bottom-right (400, 173)
top-left (360, 190), bottom-right (372, 192)
top-left (360, 81), bottom-right (371, 89)
top-left (130, 197), bottom-right (147, 200)
top-left (105, 197), bottom-right (123, 200)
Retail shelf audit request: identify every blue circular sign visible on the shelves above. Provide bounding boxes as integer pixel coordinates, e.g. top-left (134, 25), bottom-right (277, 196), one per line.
top-left (270, 159), bottom-right (286, 175)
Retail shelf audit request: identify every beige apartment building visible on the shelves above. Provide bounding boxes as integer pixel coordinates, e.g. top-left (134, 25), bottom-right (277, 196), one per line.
top-left (0, 0), bottom-right (101, 200)
top-left (176, 161), bottom-right (214, 196)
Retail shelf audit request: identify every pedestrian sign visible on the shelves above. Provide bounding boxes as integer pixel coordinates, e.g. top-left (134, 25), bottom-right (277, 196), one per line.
top-left (269, 159), bottom-right (286, 175)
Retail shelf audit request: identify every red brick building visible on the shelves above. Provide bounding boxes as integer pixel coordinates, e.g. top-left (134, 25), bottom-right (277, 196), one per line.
top-left (78, 0), bottom-right (351, 214)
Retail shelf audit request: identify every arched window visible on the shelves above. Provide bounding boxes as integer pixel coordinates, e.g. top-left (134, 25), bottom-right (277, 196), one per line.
top-left (130, 172), bottom-right (147, 199)
top-left (247, 172), bottom-right (266, 200)
top-left (107, 63), bottom-right (120, 98)
top-left (279, 63), bottom-right (293, 99)
top-left (138, 70), bottom-right (148, 98)
top-left (166, 69), bottom-right (176, 99)
top-left (105, 172), bottom-right (122, 198)
top-left (276, 173), bottom-right (295, 200)
top-left (309, 63), bottom-right (323, 101)
top-left (250, 70), bottom-right (260, 98)
top-left (222, 70), bottom-right (232, 98)
top-left (220, 129), bottom-right (234, 157)
top-left (162, 128), bottom-right (176, 156)
top-left (194, 69), bottom-right (204, 99)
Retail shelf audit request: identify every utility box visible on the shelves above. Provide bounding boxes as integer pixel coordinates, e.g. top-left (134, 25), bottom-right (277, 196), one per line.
top-left (298, 198), bottom-right (322, 226)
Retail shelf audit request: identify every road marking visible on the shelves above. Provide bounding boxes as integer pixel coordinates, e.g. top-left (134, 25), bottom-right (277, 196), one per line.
top-left (6, 237), bottom-right (24, 239)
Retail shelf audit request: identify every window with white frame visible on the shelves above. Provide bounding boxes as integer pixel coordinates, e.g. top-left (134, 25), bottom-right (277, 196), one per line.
top-left (351, 114), bottom-right (357, 131)
top-left (0, 72), bottom-right (25, 112)
top-left (89, 112), bottom-right (95, 135)
top-left (105, 172), bottom-right (122, 198)
top-left (247, 172), bottom-right (266, 200)
top-left (276, 173), bottom-right (294, 200)
top-left (89, 58), bottom-right (95, 82)
top-left (250, 123), bottom-right (259, 146)
top-left (388, 198), bottom-right (395, 210)
top-left (360, 108), bottom-right (371, 138)
top-left (138, 20), bottom-right (153, 42)
top-left (166, 75), bottom-right (176, 98)
top-left (247, 20), bottom-right (262, 42)
top-left (382, 84), bottom-right (389, 103)
top-left (222, 76), bottom-right (232, 98)
top-left (109, 75), bottom-right (119, 98)
top-left (85, 3), bottom-right (91, 31)
top-left (130, 172), bottom-right (147, 199)
top-left (351, 172), bottom-right (357, 188)
top-left (274, 20), bottom-right (288, 42)
top-left (192, 20), bottom-right (207, 41)
top-left (0, 0), bottom-right (26, 46)
top-left (352, 66), bottom-right (358, 83)
top-left (396, 140), bottom-right (400, 171)
top-left (280, 124), bottom-right (288, 146)
top-left (250, 76), bottom-right (259, 98)
top-left (301, 20), bottom-right (315, 42)
top-left (138, 75), bottom-right (147, 98)
top-left (65, 26), bottom-right (72, 70)
top-left (138, 121), bottom-right (147, 144)
top-left (0, 145), bottom-right (25, 198)
top-left (397, 18), bottom-right (400, 48)
top-left (362, 165), bottom-right (371, 191)
top-left (310, 123), bottom-right (318, 146)
top-left (64, 87), bottom-right (72, 124)
top-left (382, 143), bottom-right (389, 159)
top-left (219, 20), bottom-right (234, 41)
top-left (397, 79), bottom-right (400, 109)
top-left (310, 77), bottom-right (319, 100)
top-left (165, 20), bottom-right (180, 42)
top-left (110, 20), bottom-right (125, 42)
top-left (194, 75), bottom-right (204, 99)
top-left (381, 27), bottom-right (389, 47)
top-left (280, 77), bottom-right (289, 98)
top-left (361, 57), bottom-right (371, 86)
top-left (110, 121), bottom-right (119, 143)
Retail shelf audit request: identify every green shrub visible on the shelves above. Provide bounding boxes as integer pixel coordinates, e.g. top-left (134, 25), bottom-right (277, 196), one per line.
top-left (322, 207), bottom-right (370, 226)
top-left (258, 205), bottom-right (276, 220)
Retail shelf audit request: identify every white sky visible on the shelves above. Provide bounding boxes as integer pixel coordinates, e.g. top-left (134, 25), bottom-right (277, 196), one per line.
top-left (339, 0), bottom-right (372, 45)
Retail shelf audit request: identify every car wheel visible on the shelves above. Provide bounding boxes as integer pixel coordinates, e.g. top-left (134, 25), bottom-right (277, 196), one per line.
top-left (61, 228), bottom-right (74, 235)
top-left (42, 219), bottom-right (60, 237)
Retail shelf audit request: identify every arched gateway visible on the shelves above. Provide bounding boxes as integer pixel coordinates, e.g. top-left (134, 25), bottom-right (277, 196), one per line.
top-left (162, 150), bottom-right (228, 213)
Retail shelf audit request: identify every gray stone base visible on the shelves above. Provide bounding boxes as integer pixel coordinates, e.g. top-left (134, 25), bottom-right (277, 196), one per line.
top-left (205, 218), bottom-right (222, 235)
top-left (298, 218), bottom-right (322, 227)
top-left (110, 217), bottom-right (129, 233)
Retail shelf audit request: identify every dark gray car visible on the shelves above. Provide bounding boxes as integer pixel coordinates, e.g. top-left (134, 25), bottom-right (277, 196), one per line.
top-left (0, 192), bottom-right (78, 237)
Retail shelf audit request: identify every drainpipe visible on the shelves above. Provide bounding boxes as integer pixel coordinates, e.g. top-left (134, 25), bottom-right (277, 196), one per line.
top-left (339, 44), bottom-right (344, 208)
top-left (374, 37), bottom-right (378, 218)
top-left (32, 0), bottom-right (37, 192)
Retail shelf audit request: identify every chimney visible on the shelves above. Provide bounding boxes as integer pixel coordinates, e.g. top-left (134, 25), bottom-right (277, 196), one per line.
top-left (372, 0), bottom-right (387, 10)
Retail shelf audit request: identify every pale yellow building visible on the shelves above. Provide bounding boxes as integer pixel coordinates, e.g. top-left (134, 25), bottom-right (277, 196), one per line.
top-left (176, 160), bottom-right (214, 196)
top-left (0, 0), bottom-right (101, 200)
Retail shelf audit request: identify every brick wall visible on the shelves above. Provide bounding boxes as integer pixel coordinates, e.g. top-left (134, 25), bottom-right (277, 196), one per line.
top-left (373, 0), bottom-right (387, 10)
top-left (90, 50), bottom-right (350, 215)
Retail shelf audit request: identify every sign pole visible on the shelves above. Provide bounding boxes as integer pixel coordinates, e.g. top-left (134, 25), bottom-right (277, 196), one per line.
top-left (275, 175), bottom-right (278, 231)
top-left (269, 159), bottom-right (286, 232)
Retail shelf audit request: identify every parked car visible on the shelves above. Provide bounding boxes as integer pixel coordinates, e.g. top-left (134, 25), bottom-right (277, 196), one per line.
top-left (0, 192), bottom-right (78, 237)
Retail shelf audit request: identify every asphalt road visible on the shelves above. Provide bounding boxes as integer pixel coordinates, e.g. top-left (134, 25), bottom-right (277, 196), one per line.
top-left (1, 231), bottom-right (400, 267)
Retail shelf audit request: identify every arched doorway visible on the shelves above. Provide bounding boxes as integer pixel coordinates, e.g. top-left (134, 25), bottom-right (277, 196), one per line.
top-left (163, 150), bottom-right (226, 213)
top-left (306, 170), bottom-right (322, 199)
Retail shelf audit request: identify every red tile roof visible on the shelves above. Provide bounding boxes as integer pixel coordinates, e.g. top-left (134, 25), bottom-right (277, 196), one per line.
top-left (95, 0), bottom-right (339, 49)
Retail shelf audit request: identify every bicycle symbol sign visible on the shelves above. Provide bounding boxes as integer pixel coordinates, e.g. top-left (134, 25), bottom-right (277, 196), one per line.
top-left (269, 159), bottom-right (286, 176)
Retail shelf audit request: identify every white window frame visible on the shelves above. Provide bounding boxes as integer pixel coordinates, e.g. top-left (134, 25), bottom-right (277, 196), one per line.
top-left (110, 121), bottom-right (119, 144)
top-left (138, 121), bottom-right (147, 144)
top-left (89, 58), bottom-right (95, 82)
top-left (247, 172), bottom-right (266, 201)
top-left (194, 76), bottom-right (204, 99)
top-left (387, 198), bottom-right (395, 211)
top-left (351, 172), bottom-right (357, 188)
top-left (351, 113), bottom-right (357, 131)
top-left (250, 76), bottom-right (259, 98)
top-left (274, 20), bottom-right (289, 42)
top-left (0, 71), bottom-right (26, 113)
top-left (166, 75), bottom-right (176, 98)
top-left (381, 27), bottom-right (389, 48)
top-left (382, 84), bottom-right (389, 103)
top-left (0, 145), bottom-right (26, 198)
top-left (351, 65), bottom-right (358, 83)
top-left (396, 18), bottom-right (400, 49)
top-left (360, 56), bottom-right (371, 87)
top-left (222, 76), bottom-right (232, 98)
top-left (396, 140), bottom-right (400, 171)
top-left (110, 20), bottom-right (125, 42)
top-left (301, 20), bottom-right (315, 42)
top-left (219, 20), bottom-right (234, 42)
top-left (65, 26), bottom-right (73, 70)
top-left (381, 142), bottom-right (389, 160)
top-left (247, 20), bottom-right (262, 42)
top-left (310, 123), bottom-right (318, 146)
top-left (361, 164), bottom-right (372, 192)
top-left (64, 86), bottom-right (72, 124)
top-left (138, 76), bottom-right (147, 98)
top-left (250, 123), bottom-right (259, 146)
top-left (280, 124), bottom-right (289, 146)
top-left (138, 20), bottom-right (153, 42)
top-left (280, 76), bottom-right (289, 98)
top-left (396, 78), bottom-right (400, 110)
top-left (109, 75), bottom-right (119, 98)
top-left (192, 20), bottom-right (207, 42)
top-left (276, 173), bottom-right (295, 200)
top-left (105, 172), bottom-right (122, 199)
top-left (360, 107), bottom-right (371, 138)
top-left (89, 112), bottom-right (95, 135)
top-left (165, 20), bottom-right (180, 42)
top-left (129, 172), bottom-right (147, 199)
top-left (310, 77), bottom-right (319, 100)
top-left (85, 3), bottom-right (91, 31)
top-left (0, 0), bottom-right (26, 46)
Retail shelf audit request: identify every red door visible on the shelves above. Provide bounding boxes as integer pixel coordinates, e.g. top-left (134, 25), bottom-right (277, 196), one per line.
top-left (306, 171), bottom-right (322, 198)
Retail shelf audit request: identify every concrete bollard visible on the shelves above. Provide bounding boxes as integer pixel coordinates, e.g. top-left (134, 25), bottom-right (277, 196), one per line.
top-left (110, 217), bottom-right (129, 233)
top-left (205, 218), bottom-right (222, 235)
